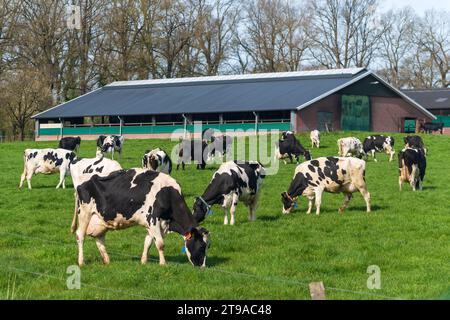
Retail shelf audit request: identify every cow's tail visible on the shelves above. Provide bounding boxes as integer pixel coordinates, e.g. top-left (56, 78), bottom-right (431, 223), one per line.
top-left (71, 193), bottom-right (79, 234)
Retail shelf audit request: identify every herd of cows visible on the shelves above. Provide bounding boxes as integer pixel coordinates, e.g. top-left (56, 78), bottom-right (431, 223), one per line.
top-left (18, 130), bottom-right (428, 267)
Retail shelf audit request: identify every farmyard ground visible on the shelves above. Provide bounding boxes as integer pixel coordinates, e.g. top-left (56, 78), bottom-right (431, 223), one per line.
top-left (0, 132), bottom-right (449, 300)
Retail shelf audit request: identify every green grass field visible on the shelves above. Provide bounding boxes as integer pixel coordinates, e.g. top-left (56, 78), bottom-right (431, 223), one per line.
top-left (0, 132), bottom-right (449, 300)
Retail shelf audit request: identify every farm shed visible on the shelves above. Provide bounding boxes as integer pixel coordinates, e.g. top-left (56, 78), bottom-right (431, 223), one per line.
top-left (32, 68), bottom-right (435, 141)
top-left (402, 88), bottom-right (450, 134)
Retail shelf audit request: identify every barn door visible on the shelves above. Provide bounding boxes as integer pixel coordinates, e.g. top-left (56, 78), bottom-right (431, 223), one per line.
top-left (317, 112), bottom-right (333, 132)
top-left (341, 95), bottom-right (370, 131)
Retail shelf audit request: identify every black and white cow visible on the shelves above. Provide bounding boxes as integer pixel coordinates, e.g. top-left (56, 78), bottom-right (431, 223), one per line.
top-left (193, 161), bottom-right (265, 225)
top-left (19, 148), bottom-right (77, 189)
top-left (206, 135), bottom-right (233, 162)
top-left (69, 154), bottom-right (123, 233)
top-left (363, 135), bottom-right (395, 162)
top-left (420, 122), bottom-right (443, 134)
top-left (97, 135), bottom-right (124, 160)
top-left (310, 130), bottom-right (320, 148)
top-left (337, 137), bottom-right (365, 158)
top-left (142, 148), bottom-right (172, 174)
top-left (398, 147), bottom-right (427, 191)
top-left (275, 131), bottom-right (312, 164)
top-left (176, 139), bottom-right (208, 170)
top-left (73, 169), bottom-right (210, 267)
top-left (58, 136), bottom-right (81, 152)
top-left (404, 136), bottom-right (427, 155)
top-left (281, 157), bottom-right (371, 215)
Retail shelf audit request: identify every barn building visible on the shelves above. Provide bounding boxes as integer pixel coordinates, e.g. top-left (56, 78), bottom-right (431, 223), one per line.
top-left (402, 88), bottom-right (450, 134)
top-left (33, 68), bottom-right (435, 140)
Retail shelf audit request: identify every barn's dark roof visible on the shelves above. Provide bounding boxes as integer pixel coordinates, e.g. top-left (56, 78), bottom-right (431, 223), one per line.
top-left (402, 88), bottom-right (450, 110)
top-left (33, 68), bottom-right (435, 120)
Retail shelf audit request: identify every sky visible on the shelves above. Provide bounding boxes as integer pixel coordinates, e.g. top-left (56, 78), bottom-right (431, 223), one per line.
top-left (380, 0), bottom-right (450, 13)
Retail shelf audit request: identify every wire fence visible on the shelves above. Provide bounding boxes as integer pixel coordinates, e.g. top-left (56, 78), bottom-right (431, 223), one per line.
top-left (0, 230), bottom-right (404, 300)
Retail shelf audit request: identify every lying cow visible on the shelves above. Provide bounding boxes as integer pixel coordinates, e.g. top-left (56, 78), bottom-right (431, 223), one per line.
top-left (58, 136), bottom-right (81, 152)
top-left (420, 122), bottom-right (443, 134)
top-left (363, 135), bottom-right (395, 162)
top-left (74, 169), bottom-right (210, 267)
top-left (193, 161), bottom-right (265, 225)
top-left (398, 147), bottom-right (427, 191)
top-left (177, 139), bottom-right (208, 170)
top-left (142, 148), bottom-right (172, 174)
top-left (337, 137), bottom-right (365, 158)
top-left (206, 135), bottom-right (233, 162)
top-left (275, 132), bottom-right (312, 164)
top-left (310, 130), bottom-right (320, 148)
top-left (19, 148), bottom-right (76, 189)
top-left (97, 135), bottom-right (124, 160)
top-left (281, 157), bottom-right (371, 215)
top-left (404, 136), bottom-right (427, 155)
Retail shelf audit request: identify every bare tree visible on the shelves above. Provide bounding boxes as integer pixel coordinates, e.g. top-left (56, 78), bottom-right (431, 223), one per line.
top-left (0, 0), bottom-right (20, 76)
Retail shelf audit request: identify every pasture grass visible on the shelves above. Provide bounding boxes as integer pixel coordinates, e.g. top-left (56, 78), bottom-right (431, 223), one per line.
top-left (0, 132), bottom-right (449, 300)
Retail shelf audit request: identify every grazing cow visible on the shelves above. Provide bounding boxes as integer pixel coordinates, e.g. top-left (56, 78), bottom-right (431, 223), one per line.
top-left (404, 136), bottom-right (427, 155)
top-left (337, 137), bottom-right (365, 158)
top-left (19, 148), bottom-right (77, 189)
top-left (310, 130), bottom-right (320, 148)
top-left (97, 135), bottom-right (124, 159)
top-left (206, 135), bottom-right (233, 162)
top-left (275, 132), bottom-right (312, 164)
top-left (281, 157), bottom-right (371, 215)
top-left (70, 154), bottom-right (123, 233)
top-left (202, 128), bottom-right (216, 142)
top-left (58, 136), bottom-right (81, 152)
top-left (176, 139), bottom-right (208, 170)
top-left (74, 169), bottom-right (210, 267)
top-left (420, 122), bottom-right (443, 134)
top-left (142, 148), bottom-right (172, 174)
top-left (363, 135), bottom-right (395, 162)
top-left (398, 147), bottom-right (426, 191)
top-left (193, 161), bottom-right (265, 225)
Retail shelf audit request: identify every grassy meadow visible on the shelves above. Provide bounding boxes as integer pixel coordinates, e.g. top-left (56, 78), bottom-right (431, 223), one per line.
top-left (0, 131), bottom-right (449, 300)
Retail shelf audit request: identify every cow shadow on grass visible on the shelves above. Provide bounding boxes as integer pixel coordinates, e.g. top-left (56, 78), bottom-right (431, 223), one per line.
top-left (111, 253), bottom-right (230, 267)
top-left (346, 204), bottom-right (386, 212)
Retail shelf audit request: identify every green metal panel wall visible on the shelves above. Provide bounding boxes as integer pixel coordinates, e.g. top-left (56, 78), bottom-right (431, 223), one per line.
top-left (433, 115), bottom-right (450, 127)
top-left (341, 95), bottom-right (370, 131)
top-left (39, 122), bottom-right (290, 136)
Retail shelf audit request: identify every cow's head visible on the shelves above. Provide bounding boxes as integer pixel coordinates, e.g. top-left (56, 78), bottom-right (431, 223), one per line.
top-left (101, 137), bottom-right (114, 152)
top-left (192, 197), bottom-right (209, 223)
top-left (184, 227), bottom-right (210, 267)
top-left (304, 150), bottom-right (312, 160)
top-left (281, 192), bottom-right (297, 214)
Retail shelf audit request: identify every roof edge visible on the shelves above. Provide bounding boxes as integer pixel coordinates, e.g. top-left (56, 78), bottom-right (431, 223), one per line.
top-left (32, 87), bottom-right (103, 119)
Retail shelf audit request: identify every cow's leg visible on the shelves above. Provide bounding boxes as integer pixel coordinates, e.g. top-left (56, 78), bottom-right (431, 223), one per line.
top-left (248, 197), bottom-right (258, 221)
top-left (306, 195), bottom-right (315, 214)
top-left (56, 169), bottom-right (65, 189)
top-left (155, 236), bottom-right (166, 266)
top-left (371, 150), bottom-right (377, 162)
top-left (95, 234), bottom-right (110, 265)
top-left (75, 205), bottom-right (93, 266)
top-left (111, 149), bottom-right (114, 160)
top-left (354, 181), bottom-right (371, 212)
top-left (71, 192), bottom-right (79, 233)
top-left (19, 162), bottom-right (28, 189)
top-left (229, 193), bottom-right (239, 225)
top-left (141, 232), bottom-right (154, 265)
top-left (338, 193), bottom-right (353, 214)
top-left (314, 188), bottom-right (324, 215)
top-left (182, 161), bottom-right (185, 170)
top-left (398, 176), bottom-right (403, 191)
top-left (222, 206), bottom-right (229, 225)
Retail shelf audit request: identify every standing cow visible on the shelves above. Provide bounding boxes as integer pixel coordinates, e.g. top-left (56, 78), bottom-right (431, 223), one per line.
top-left (337, 137), bottom-right (365, 158)
top-left (193, 161), bottom-right (265, 225)
top-left (74, 169), bottom-right (210, 267)
top-left (58, 136), bottom-right (81, 152)
top-left (19, 148), bottom-right (77, 189)
top-left (281, 157), bottom-right (371, 215)
top-left (275, 132), bottom-right (311, 164)
top-left (176, 139), bottom-right (208, 170)
top-left (206, 135), bottom-right (233, 162)
top-left (310, 130), bottom-right (320, 148)
top-left (142, 148), bottom-right (172, 174)
top-left (404, 136), bottom-right (427, 155)
top-left (363, 135), bottom-right (395, 162)
top-left (398, 147), bottom-right (426, 191)
top-left (97, 135), bottom-right (124, 160)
